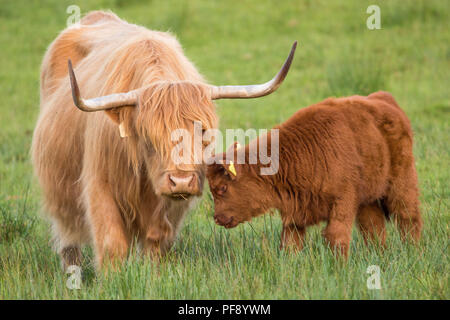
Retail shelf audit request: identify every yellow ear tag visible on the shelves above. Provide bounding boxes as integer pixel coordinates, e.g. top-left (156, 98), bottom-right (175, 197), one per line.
top-left (119, 122), bottom-right (129, 138)
top-left (228, 161), bottom-right (237, 176)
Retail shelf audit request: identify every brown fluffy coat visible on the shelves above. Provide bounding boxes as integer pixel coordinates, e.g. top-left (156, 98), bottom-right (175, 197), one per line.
top-left (207, 91), bottom-right (422, 256)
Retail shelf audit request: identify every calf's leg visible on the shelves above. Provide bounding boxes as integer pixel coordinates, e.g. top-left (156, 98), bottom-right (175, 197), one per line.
top-left (384, 130), bottom-right (422, 241)
top-left (322, 190), bottom-right (357, 258)
top-left (280, 224), bottom-right (305, 252)
top-left (386, 169), bottom-right (422, 242)
top-left (357, 203), bottom-right (386, 246)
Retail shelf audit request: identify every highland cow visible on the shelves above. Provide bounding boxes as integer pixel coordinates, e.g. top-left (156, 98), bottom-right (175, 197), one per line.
top-left (207, 91), bottom-right (422, 257)
top-left (31, 11), bottom-right (296, 269)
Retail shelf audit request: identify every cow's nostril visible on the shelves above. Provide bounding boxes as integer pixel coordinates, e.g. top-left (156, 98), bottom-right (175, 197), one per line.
top-left (188, 174), bottom-right (196, 187)
top-left (168, 175), bottom-right (176, 187)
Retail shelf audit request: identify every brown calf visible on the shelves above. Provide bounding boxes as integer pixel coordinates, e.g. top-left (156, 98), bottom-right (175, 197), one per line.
top-left (207, 91), bottom-right (422, 257)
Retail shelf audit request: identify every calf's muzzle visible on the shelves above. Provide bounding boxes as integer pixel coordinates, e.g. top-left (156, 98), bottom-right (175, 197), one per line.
top-left (214, 213), bottom-right (237, 228)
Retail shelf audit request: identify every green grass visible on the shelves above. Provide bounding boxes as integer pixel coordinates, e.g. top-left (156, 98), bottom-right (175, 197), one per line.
top-left (0, 0), bottom-right (449, 299)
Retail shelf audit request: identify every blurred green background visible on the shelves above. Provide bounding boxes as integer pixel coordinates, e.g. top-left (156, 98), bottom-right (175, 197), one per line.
top-left (0, 0), bottom-right (448, 299)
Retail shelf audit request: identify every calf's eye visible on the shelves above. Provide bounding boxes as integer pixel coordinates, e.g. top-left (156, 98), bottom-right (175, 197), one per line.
top-left (217, 184), bottom-right (227, 196)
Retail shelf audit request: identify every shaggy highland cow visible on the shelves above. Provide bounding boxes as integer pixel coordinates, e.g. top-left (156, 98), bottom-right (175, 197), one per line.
top-left (207, 91), bottom-right (422, 257)
top-left (32, 11), bottom-right (296, 269)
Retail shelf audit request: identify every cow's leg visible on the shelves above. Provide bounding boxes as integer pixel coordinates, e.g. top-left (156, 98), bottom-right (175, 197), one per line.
top-left (60, 246), bottom-right (82, 269)
top-left (52, 218), bottom-right (85, 270)
top-left (280, 224), bottom-right (305, 252)
top-left (143, 227), bottom-right (178, 261)
top-left (142, 202), bottom-right (190, 259)
top-left (357, 203), bottom-right (386, 246)
top-left (86, 187), bottom-right (130, 269)
top-left (322, 189), bottom-right (358, 258)
top-left (143, 222), bottom-right (167, 260)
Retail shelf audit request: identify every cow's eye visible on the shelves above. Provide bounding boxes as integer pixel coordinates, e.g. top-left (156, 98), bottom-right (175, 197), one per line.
top-left (217, 184), bottom-right (227, 196)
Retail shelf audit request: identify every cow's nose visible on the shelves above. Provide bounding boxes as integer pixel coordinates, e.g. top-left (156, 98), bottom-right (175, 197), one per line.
top-left (168, 173), bottom-right (196, 194)
top-left (169, 174), bottom-right (194, 187)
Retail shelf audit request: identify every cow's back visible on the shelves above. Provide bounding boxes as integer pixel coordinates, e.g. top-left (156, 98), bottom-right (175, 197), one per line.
top-left (41, 11), bottom-right (119, 102)
top-left (40, 11), bottom-right (192, 102)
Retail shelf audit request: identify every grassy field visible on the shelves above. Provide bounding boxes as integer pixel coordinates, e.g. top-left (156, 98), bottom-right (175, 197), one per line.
top-left (0, 0), bottom-right (448, 299)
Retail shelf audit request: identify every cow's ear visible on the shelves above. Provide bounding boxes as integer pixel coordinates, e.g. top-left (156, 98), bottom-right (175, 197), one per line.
top-left (104, 107), bottom-right (134, 138)
top-left (104, 109), bottom-right (120, 124)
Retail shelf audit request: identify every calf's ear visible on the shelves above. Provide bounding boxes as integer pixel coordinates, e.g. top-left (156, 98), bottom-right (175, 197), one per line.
top-left (224, 161), bottom-right (238, 180)
top-left (206, 150), bottom-right (240, 180)
top-left (226, 141), bottom-right (242, 153)
top-left (206, 162), bottom-right (237, 181)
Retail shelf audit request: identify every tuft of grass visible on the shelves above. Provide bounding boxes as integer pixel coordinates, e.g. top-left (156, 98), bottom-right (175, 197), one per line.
top-left (326, 51), bottom-right (387, 97)
top-left (382, 0), bottom-right (448, 28)
top-left (0, 193), bottom-right (36, 243)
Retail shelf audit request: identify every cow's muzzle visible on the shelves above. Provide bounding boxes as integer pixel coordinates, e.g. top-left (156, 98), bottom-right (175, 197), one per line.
top-left (162, 171), bottom-right (201, 200)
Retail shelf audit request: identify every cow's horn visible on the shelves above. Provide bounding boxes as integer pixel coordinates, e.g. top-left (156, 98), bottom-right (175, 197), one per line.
top-left (210, 41), bottom-right (297, 100)
top-left (68, 59), bottom-right (138, 112)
